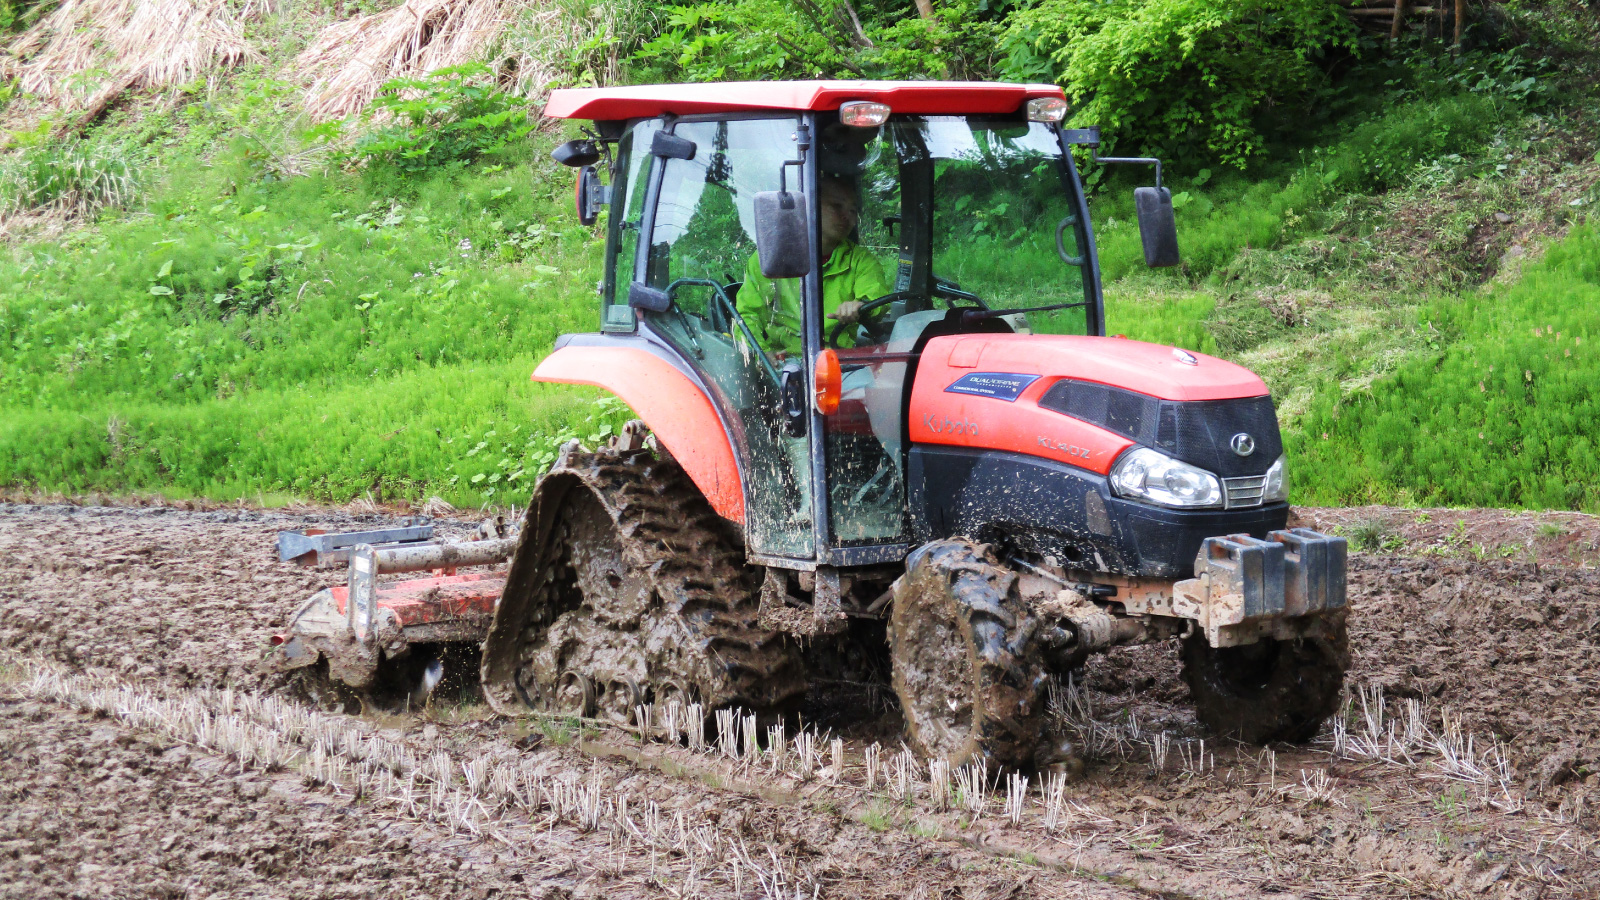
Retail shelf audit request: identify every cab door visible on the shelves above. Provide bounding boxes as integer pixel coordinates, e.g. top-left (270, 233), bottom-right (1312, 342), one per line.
top-left (630, 116), bottom-right (818, 560)
top-left (811, 122), bottom-right (916, 554)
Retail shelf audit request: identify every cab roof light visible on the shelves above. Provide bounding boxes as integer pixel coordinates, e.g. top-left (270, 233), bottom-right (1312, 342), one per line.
top-left (839, 100), bottom-right (891, 127)
top-left (1027, 97), bottom-right (1069, 123)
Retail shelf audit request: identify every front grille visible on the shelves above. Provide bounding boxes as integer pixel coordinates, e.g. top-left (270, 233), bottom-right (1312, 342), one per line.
top-left (1037, 380), bottom-right (1282, 479)
top-left (1223, 475), bottom-right (1267, 509)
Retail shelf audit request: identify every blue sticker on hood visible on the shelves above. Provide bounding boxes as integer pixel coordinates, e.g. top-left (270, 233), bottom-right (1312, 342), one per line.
top-left (944, 372), bottom-right (1040, 402)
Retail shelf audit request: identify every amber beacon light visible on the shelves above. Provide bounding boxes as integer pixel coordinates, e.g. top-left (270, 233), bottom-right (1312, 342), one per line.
top-left (813, 349), bottom-right (841, 415)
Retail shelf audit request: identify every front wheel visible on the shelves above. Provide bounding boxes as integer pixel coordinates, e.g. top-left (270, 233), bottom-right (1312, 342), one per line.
top-left (1181, 615), bottom-right (1348, 744)
top-left (889, 540), bottom-right (1048, 769)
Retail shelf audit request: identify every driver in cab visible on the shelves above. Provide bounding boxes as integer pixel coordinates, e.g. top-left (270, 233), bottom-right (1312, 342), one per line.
top-left (738, 174), bottom-right (888, 361)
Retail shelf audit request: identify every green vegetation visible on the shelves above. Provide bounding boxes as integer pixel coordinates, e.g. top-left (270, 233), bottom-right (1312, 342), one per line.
top-left (0, 122), bottom-right (628, 507)
top-left (1294, 224), bottom-right (1600, 509)
top-left (0, 140), bottom-right (139, 222)
top-left (861, 798), bottom-right (900, 831)
top-left (1003, 0), bottom-right (1357, 166)
top-left (350, 64), bottom-right (535, 174)
top-left (0, 0), bottom-right (1597, 512)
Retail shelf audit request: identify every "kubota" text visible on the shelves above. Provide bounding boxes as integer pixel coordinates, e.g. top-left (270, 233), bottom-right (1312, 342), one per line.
top-left (925, 413), bottom-right (979, 437)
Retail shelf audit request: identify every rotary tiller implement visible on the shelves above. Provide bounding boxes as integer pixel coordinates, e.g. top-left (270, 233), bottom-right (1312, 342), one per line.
top-left (271, 523), bottom-right (516, 696)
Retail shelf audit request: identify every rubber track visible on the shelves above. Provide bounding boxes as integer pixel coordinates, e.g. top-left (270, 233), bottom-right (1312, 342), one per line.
top-left (481, 445), bottom-right (804, 717)
top-left (890, 539), bottom-right (1048, 770)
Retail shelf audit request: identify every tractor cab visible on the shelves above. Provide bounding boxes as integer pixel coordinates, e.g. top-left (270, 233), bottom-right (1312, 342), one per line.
top-left (552, 83), bottom-right (1116, 567)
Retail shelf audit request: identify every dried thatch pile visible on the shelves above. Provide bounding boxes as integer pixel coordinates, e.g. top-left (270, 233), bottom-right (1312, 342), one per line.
top-left (0, 0), bottom-right (589, 138)
top-left (1, 0), bottom-right (258, 126)
top-left (298, 0), bottom-right (546, 121)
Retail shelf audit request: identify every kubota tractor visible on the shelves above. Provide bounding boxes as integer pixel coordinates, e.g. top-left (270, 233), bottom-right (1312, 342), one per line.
top-left (468, 80), bottom-right (1348, 769)
top-left (273, 80), bottom-right (1348, 768)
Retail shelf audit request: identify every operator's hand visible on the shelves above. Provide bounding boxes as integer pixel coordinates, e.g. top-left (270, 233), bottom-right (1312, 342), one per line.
top-left (828, 301), bottom-right (863, 327)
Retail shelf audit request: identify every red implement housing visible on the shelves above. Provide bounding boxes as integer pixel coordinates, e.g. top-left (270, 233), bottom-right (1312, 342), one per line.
top-left (272, 535), bottom-right (516, 692)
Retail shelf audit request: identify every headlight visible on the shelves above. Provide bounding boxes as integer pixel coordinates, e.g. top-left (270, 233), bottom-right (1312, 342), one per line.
top-left (1262, 454), bottom-right (1287, 503)
top-left (1109, 447), bottom-right (1222, 508)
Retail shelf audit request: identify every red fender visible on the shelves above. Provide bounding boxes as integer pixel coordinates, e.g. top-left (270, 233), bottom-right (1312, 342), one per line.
top-left (533, 346), bottom-right (744, 523)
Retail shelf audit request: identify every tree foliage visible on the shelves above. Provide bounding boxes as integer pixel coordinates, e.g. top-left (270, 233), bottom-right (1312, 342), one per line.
top-left (627, 0), bottom-right (1008, 83)
top-left (622, 0), bottom-right (1358, 166)
top-left (1002, 0), bottom-right (1358, 168)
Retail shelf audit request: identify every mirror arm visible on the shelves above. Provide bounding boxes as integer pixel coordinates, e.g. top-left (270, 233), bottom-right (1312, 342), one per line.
top-left (778, 121), bottom-right (811, 193)
top-left (1093, 155), bottom-right (1162, 189)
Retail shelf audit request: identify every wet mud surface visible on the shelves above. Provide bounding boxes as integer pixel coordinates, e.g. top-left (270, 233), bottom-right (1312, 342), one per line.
top-left (2, 500), bottom-right (1598, 898)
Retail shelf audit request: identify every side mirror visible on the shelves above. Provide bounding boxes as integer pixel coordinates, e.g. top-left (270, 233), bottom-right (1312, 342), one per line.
top-left (575, 165), bottom-right (604, 226)
top-left (552, 139), bottom-right (600, 167)
top-left (1133, 186), bottom-right (1181, 268)
top-left (753, 191), bottom-right (811, 279)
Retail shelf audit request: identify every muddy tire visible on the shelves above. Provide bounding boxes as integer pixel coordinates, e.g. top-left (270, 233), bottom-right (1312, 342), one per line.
top-left (889, 540), bottom-right (1048, 770)
top-left (480, 439), bottom-right (804, 721)
top-left (1181, 614), bottom-right (1349, 745)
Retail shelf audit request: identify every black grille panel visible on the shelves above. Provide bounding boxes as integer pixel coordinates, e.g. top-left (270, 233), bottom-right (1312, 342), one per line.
top-left (1038, 380), bottom-right (1282, 479)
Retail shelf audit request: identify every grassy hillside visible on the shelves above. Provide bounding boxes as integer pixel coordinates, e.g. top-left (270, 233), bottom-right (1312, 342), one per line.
top-left (1294, 223), bottom-right (1600, 509)
top-left (1, 0), bottom-right (1598, 510)
top-left (0, 130), bottom-right (633, 507)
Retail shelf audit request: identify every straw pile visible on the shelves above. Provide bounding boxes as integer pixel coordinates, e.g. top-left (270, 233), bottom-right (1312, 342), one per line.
top-left (298, 0), bottom-right (533, 121)
top-left (1, 0), bottom-right (257, 124)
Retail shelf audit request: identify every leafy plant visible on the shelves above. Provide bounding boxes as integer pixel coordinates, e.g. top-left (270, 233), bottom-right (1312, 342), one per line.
top-left (0, 140), bottom-right (139, 221)
top-left (1003, 0), bottom-right (1359, 168)
top-left (349, 63), bottom-right (534, 173)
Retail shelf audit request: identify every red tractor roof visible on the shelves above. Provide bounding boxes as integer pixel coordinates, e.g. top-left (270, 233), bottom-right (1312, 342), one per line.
top-left (544, 80), bottom-right (1065, 121)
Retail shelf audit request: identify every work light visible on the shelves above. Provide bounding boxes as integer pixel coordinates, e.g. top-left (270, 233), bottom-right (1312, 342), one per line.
top-left (839, 101), bottom-right (891, 127)
top-left (1027, 97), bottom-right (1069, 123)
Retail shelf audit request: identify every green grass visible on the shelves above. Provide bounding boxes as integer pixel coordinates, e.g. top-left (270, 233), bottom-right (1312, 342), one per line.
top-left (0, 138), bottom-right (623, 507)
top-left (0, 139), bottom-right (139, 221)
top-left (1292, 223), bottom-right (1600, 509)
top-left (1092, 92), bottom-right (1515, 283)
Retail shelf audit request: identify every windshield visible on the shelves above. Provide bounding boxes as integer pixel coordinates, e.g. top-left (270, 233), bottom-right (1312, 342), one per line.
top-left (844, 115), bottom-right (1094, 337)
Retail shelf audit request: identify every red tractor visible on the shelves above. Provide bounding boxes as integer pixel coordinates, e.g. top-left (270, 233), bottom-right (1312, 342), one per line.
top-left (275, 80), bottom-right (1346, 769)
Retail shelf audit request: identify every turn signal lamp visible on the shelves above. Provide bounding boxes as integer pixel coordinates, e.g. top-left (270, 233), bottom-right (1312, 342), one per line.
top-left (839, 101), bottom-right (891, 127)
top-left (1027, 97), bottom-right (1069, 123)
top-left (814, 349), bottom-right (842, 415)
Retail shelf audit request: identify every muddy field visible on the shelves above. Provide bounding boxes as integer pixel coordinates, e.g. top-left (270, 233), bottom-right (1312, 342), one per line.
top-left (1, 500), bottom-right (1597, 899)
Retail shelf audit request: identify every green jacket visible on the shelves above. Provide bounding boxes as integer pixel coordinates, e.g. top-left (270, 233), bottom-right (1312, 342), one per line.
top-left (739, 241), bottom-right (890, 357)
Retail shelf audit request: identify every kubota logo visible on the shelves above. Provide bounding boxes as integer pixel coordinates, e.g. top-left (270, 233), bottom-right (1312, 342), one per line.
top-left (924, 413), bottom-right (978, 437)
top-left (1231, 433), bottom-right (1256, 457)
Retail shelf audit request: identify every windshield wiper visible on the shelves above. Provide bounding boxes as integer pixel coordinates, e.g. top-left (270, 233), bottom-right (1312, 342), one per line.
top-left (958, 301), bottom-right (1089, 323)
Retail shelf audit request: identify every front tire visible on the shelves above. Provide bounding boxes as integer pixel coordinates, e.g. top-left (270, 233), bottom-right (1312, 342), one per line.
top-left (889, 540), bottom-right (1047, 769)
top-left (1181, 614), bottom-right (1348, 744)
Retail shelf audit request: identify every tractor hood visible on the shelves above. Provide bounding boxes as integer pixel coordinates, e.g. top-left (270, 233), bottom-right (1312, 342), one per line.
top-left (921, 334), bottom-right (1267, 401)
top-left (908, 333), bottom-right (1278, 478)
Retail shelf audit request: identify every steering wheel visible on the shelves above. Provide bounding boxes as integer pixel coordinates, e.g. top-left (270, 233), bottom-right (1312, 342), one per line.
top-left (827, 290), bottom-right (923, 349)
